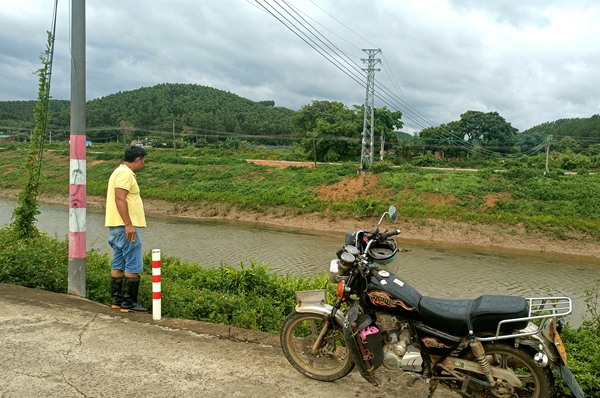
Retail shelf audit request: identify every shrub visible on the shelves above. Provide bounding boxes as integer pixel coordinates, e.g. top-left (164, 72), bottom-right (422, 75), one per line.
top-left (0, 229), bottom-right (332, 334)
top-left (412, 154), bottom-right (445, 167)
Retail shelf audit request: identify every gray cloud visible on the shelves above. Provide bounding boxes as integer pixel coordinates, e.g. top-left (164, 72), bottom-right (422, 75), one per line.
top-left (1, 0), bottom-right (599, 134)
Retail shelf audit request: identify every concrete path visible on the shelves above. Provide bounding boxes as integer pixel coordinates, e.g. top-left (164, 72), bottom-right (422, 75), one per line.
top-left (0, 283), bottom-right (457, 398)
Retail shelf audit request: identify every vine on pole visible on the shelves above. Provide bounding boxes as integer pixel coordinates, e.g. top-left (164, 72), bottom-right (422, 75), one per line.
top-left (11, 32), bottom-right (54, 240)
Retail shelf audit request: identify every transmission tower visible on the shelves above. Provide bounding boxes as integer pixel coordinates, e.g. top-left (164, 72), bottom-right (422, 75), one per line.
top-left (360, 49), bottom-right (381, 171)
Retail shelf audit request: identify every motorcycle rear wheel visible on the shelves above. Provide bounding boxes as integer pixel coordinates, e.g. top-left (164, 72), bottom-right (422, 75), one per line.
top-left (280, 311), bottom-right (354, 382)
top-left (461, 342), bottom-right (555, 398)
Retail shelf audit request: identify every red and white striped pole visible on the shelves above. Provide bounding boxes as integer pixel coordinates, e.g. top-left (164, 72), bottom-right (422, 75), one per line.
top-left (67, 0), bottom-right (86, 298)
top-left (152, 249), bottom-right (161, 320)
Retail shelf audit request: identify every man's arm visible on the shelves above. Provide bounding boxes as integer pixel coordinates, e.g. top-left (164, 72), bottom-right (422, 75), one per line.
top-left (114, 187), bottom-right (137, 242)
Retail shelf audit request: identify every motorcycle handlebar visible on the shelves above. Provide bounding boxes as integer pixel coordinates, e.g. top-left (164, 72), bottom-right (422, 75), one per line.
top-left (379, 229), bottom-right (401, 241)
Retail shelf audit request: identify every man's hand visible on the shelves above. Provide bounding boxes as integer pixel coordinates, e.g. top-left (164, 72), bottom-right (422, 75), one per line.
top-left (125, 224), bottom-right (137, 242)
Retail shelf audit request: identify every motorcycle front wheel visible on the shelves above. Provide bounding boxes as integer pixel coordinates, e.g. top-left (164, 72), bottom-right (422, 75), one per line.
top-left (280, 311), bottom-right (354, 382)
top-left (461, 342), bottom-right (555, 398)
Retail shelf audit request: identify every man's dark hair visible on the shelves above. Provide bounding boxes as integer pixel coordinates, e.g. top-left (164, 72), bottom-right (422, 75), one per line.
top-left (124, 146), bottom-right (148, 162)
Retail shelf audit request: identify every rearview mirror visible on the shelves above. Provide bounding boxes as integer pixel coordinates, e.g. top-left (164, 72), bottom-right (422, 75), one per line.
top-left (388, 205), bottom-right (398, 223)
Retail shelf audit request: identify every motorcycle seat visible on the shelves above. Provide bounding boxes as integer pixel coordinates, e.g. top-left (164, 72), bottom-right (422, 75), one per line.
top-left (419, 295), bottom-right (529, 336)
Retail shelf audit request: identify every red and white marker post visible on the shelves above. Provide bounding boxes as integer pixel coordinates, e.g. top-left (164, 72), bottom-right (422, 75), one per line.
top-left (152, 249), bottom-right (161, 320)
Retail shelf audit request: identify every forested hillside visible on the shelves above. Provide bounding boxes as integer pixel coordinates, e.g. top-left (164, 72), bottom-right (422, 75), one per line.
top-left (3, 84), bottom-right (600, 162)
top-left (0, 84), bottom-right (294, 144)
top-left (0, 99), bottom-right (69, 132)
top-left (520, 115), bottom-right (600, 153)
top-left (81, 83), bottom-right (294, 142)
top-left (522, 115), bottom-right (600, 137)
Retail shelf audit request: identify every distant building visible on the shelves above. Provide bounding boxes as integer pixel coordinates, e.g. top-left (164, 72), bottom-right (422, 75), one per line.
top-left (0, 134), bottom-right (21, 142)
top-left (131, 138), bottom-right (149, 147)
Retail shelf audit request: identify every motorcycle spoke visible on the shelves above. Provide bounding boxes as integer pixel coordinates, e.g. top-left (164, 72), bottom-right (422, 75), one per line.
top-left (459, 343), bottom-right (554, 398)
top-left (307, 319), bottom-right (318, 335)
top-left (281, 312), bottom-right (354, 381)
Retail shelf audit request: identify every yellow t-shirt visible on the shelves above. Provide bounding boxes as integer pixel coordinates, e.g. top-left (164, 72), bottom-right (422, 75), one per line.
top-left (105, 164), bottom-right (146, 227)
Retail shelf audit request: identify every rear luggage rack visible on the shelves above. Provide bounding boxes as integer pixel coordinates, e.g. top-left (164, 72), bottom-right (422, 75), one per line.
top-left (478, 297), bottom-right (572, 342)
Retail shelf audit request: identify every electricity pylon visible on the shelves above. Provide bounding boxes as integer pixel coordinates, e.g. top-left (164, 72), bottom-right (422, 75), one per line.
top-left (360, 49), bottom-right (381, 171)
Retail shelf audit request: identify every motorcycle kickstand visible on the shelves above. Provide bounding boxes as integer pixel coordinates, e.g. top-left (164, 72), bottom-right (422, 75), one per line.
top-left (459, 377), bottom-right (475, 398)
top-left (427, 379), bottom-right (439, 398)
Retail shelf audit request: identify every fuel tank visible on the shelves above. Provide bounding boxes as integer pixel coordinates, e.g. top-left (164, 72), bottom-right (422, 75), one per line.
top-left (363, 272), bottom-right (423, 321)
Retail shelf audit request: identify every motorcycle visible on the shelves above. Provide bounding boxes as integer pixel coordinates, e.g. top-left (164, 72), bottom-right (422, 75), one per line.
top-left (280, 206), bottom-right (585, 398)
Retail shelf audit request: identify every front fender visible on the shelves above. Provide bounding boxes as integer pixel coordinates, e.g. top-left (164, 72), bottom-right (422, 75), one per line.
top-left (295, 302), bottom-right (345, 327)
top-left (294, 289), bottom-right (345, 327)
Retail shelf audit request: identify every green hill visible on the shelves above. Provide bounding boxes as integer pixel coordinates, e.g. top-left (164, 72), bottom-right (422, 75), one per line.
top-left (522, 115), bottom-right (600, 137)
top-left (520, 115), bottom-right (600, 153)
top-left (0, 83), bottom-right (295, 144)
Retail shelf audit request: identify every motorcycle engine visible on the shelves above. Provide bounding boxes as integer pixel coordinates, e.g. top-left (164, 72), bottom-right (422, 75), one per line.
top-left (375, 312), bottom-right (422, 372)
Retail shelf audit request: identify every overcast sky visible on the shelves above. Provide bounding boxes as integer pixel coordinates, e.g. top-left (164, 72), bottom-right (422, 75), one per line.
top-left (1, 0), bottom-right (599, 134)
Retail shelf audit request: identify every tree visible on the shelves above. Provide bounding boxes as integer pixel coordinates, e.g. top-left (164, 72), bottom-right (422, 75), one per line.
top-left (119, 120), bottom-right (134, 147)
top-left (291, 100), bottom-right (362, 162)
top-left (457, 110), bottom-right (518, 152)
top-left (516, 131), bottom-right (547, 154)
top-left (291, 101), bottom-right (404, 162)
top-left (417, 120), bottom-right (466, 157)
top-left (418, 111), bottom-right (518, 156)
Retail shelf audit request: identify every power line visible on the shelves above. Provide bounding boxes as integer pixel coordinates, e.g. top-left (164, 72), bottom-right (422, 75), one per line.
top-left (256, 0), bottom-right (546, 159)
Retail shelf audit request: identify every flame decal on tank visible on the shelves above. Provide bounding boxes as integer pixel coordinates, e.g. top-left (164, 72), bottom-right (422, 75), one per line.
top-left (367, 291), bottom-right (415, 311)
top-left (421, 337), bottom-right (451, 349)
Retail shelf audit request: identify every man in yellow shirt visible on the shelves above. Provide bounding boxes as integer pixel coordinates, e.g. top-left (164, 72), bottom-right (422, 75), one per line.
top-left (105, 146), bottom-right (148, 312)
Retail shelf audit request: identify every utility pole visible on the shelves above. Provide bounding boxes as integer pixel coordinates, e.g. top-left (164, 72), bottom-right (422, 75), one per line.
top-left (312, 133), bottom-right (317, 168)
top-left (360, 49), bottom-right (381, 171)
top-left (544, 135), bottom-right (553, 175)
top-left (380, 130), bottom-right (384, 161)
top-left (68, 0), bottom-right (86, 297)
top-left (172, 119), bottom-right (176, 155)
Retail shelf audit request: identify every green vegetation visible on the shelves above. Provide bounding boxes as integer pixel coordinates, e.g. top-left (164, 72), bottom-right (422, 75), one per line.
top-left (556, 280), bottom-right (600, 396)
top-left (2, 142), bottom-right (600, 241)
top-left (0, 228), bottom-right (332, 333)
top-left (291, 100), bottom-right (403, 163)
top-left (2, 83), bottom-right (600, 167)
top-left (1, 84), bottom-right (295, 146)
top-left (10, 32), bottom-right (54, 240)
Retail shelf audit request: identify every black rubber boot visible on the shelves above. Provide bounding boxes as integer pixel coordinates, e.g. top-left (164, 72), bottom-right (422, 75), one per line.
top-left (120, 276), bottom-right (148, 313)
top-left (110, 276), bottom-right (124, 309)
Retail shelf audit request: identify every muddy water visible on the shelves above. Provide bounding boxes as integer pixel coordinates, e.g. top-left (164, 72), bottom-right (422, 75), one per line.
top-left (1, 198), bottom-right (598, 326)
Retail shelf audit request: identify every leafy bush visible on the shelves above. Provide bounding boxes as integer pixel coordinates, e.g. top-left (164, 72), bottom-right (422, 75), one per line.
top-left (371, 160), bottom-right (395, 173)
top-left (0, 228), bottom-right (68, 292)
top-left (561, 151), bottom-right (591, 171)
top-left (0, 228), bottom-right (332, 334)
top-left (412, 154), bottom-right (445, 167)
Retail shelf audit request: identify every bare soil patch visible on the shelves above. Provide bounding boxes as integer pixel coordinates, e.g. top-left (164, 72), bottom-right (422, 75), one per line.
top-left (315, 174), bottom-right (394, 202)
top-left (245, 159), bottom-right (315, 168)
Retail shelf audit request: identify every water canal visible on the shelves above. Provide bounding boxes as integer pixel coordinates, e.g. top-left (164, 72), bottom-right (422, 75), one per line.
top-left (1, 198), bottom-right (598, 326)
